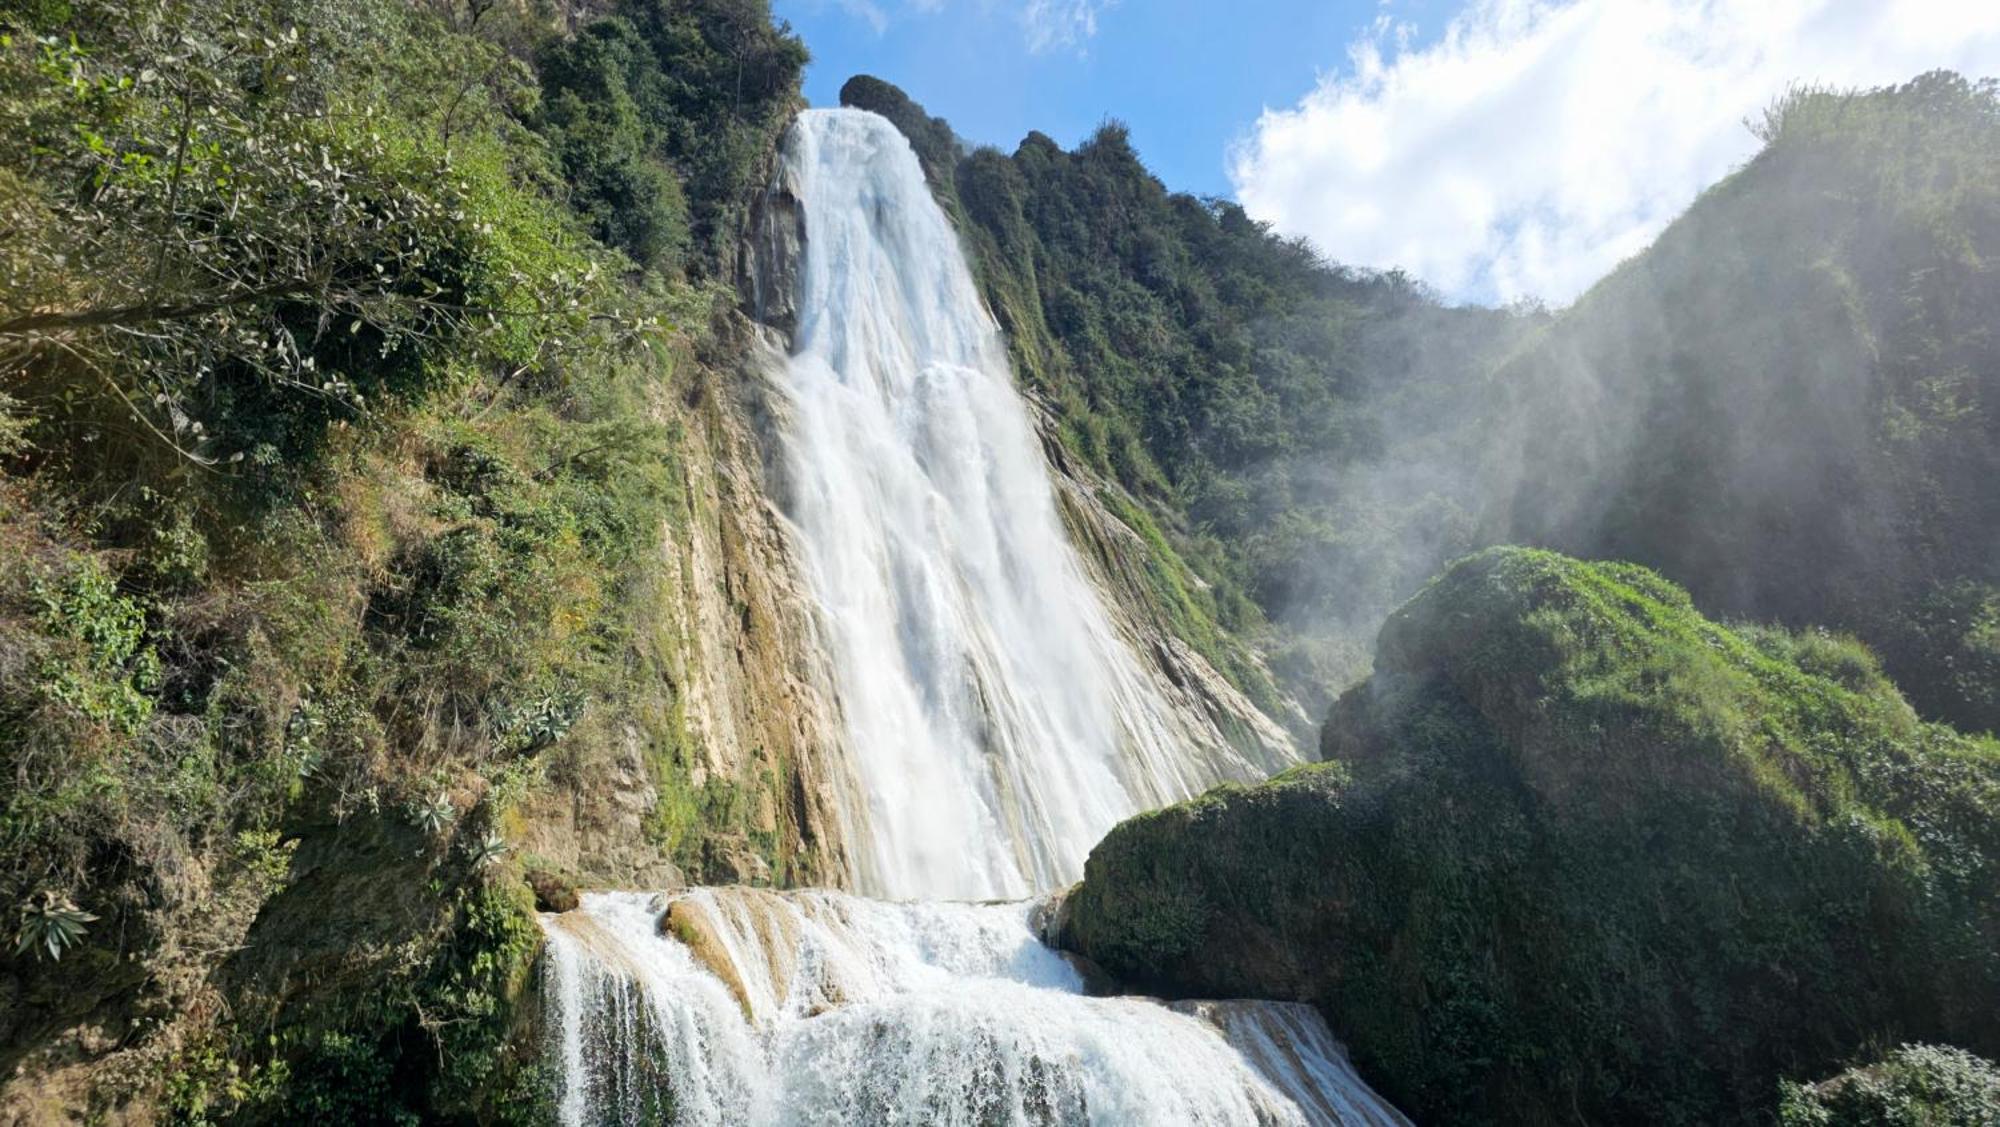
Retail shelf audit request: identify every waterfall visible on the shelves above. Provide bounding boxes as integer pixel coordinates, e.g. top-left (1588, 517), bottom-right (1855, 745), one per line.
top-left (539, 107), bottom-right (1402, 1126)
top-left (772, 107), bottom-right (1266, 900)
top-left (543, 891), bottom-right (1410, 1127)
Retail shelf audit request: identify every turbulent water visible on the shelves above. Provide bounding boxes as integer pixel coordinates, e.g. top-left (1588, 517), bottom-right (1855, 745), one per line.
top-left (772, 107), bottom-right (1259, 900)
top-left (543, 890), bottom-right (1409, 1127)
top-left (539, 108), bottom-right (1403, 1126)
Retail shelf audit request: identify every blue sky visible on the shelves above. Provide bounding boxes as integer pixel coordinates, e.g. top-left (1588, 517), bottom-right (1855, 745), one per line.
top-left (772, 1), bottom-right (2000, 304)
top-left (772, 0), bottom-right (1449, 199)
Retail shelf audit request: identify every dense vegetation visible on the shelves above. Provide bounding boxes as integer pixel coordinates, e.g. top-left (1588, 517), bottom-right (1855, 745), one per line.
top-left (1491, 74), bottom-right (2000, 735)
top-left (1780, 1044), bottom-right (2000, 1126)
top-left (0, 0), bottom-right (805, 1117)
top-left (1057, 548), bottom-right (2000, 1125)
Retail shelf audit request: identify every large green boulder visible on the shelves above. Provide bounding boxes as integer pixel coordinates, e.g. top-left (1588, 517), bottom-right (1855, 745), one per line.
top-left (1059, 547), bottom-right (2000, 1124)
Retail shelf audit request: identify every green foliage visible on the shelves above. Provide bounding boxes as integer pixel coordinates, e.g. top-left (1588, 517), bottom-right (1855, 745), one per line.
top-left (166, 867), bottom-right (549, 1124)
top-left (0, 392), bottom-right (27, 458)
top-left (539, 0), bottom-right (805, 275)
top-left (1064, 548), bottom-right (2000, 1126)
top-left (407, 790), bottom-right (457, 840)
top-left (1781, 1044), bottom-right (2000, 1127)
top-left (416, 879), bottom-right (547, 1116)
top-left (29, 556), bottom-right (160, 734)
top-left (161, 1030), bottom-right (291, 1127)
top-left (839, 74), bottom-right (960, 187)
top-left (537, 16), bottom-right (692, 271)
top-left (267, 1029), bottom-right (413, 1125)
top-left (1, 0), bottom-right (805, 1115)
top-left (466, 830), bottom-right (509, 869)
top-left (2, 0), bottom-right (626, 477)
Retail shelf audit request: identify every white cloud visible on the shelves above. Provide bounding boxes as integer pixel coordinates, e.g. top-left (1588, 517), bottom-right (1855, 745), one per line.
top-left (810, 0), bottom-right (1110, 54)
top-left (837, 0), bottom-right (890, 35)
top-left (1229, 0), bottom-right (2000, 306)
top-left (1019, 0), bottom-right (1111, 54)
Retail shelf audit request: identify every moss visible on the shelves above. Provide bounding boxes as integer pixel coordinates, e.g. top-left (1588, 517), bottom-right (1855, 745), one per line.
top-left (1062, 548), bottom-right (2000, 1126)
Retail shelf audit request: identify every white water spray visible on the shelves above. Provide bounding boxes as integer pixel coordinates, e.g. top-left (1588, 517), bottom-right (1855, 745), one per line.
top-left (543, 891), bottom-right (1410, 1127)
top-left (773, 108), bottom-right (1257, 900)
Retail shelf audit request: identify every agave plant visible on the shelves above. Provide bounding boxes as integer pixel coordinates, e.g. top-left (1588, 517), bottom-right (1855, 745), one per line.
top-left (468, 832), bottom-right (508, 870)
top-left (14, 891), bottom-right (98, 962)
top-left (410, 791), bottom-right (456, 839)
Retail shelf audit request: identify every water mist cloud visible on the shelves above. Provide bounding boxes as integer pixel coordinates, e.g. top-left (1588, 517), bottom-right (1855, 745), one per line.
top-left (1230, 0), bottom-right (2000, 306)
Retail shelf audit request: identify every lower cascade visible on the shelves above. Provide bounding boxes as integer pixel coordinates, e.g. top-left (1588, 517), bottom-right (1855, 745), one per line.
top-left (538, 107), bottom-right (1397, 1124)
top-left (541, 890), bottom-right (1410, 1126)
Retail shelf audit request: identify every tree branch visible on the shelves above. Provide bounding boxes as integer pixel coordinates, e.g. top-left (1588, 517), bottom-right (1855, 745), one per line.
top-left (0, 283), bottom-right (316, 336)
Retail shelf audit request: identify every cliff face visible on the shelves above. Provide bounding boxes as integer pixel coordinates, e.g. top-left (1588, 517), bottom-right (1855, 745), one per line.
top-left (511, 326), bottom-right (860, 892)
top-left (0, 312), bottom-right (865, 1124)
top-left (1038, 410), bottom-right (1305, 770)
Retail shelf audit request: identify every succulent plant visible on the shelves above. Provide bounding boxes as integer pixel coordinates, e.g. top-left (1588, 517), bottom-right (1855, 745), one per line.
top-left (468, 832), bottom-right (508, 870)
top-left (410, 791), bottom-right (456, 839)
top-left (14, 891), bottom-right (99, 962)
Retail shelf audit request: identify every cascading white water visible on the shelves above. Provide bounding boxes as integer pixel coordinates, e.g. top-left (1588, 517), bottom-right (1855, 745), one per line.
top-left (543, 890), bottom-right (1410, 1127)
top-left (773, 107), bottom-right (1259, 900)
top-left (538, 107), bottom-right (1404, 1127)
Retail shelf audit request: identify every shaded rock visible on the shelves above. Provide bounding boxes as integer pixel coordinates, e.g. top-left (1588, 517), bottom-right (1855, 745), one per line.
top-left (711, 846), bottom-right (772, 888)
top-left (526, 870), bottom-right (579, 914)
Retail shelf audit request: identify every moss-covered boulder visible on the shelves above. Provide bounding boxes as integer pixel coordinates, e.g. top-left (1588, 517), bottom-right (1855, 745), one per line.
top-left (1058, 547), bottom-right (2000, 1125)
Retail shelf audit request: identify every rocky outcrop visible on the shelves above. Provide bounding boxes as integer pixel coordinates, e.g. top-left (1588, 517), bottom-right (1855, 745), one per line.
top-left (655, 332), bottom-right (862, 888)
top-left (1057, 548), bottom-right (2000, 1126)
top-left (740, 166), bottom-right (805, 338)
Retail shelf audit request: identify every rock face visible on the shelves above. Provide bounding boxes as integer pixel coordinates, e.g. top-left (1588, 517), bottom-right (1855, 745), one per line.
top-left (1037, 407), bottom-right (1304, 772)
top-left (652, 332), bottom-right (863, 888)
top-left (1057, 547), bottom-right (2000, 1126)
top-left (511, 322), bottom-right (862, 891)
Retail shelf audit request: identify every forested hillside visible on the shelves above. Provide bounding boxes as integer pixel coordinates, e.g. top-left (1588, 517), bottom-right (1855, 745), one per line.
top-left (1492, 75), bottom-right (2000, 734)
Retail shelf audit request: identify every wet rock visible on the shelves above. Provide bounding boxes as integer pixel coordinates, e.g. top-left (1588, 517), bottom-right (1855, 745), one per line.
top-left (712, 847), bottom-right (773, 887)
top-left (526, 870), bottom-right (580, 914)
